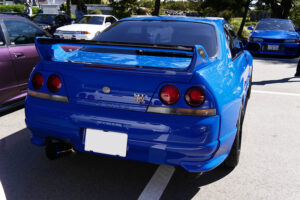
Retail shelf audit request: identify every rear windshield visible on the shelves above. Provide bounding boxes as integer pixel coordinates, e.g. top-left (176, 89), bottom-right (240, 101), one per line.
top-left (94, 20), bottom-right (218, 57)
top-left (77, 16), bottom-right (104, 25)
top-left (33, 15), bottom-right (56, 24)
top-left (256, 20), bottom-right (295, 31)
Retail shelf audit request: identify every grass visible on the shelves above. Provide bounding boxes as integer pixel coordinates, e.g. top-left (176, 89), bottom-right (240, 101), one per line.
top-left (229, 17), bottom-right (257, 40)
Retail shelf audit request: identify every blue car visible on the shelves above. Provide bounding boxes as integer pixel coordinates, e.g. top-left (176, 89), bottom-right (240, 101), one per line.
top-left (25, 17), bottom-right (253, 172)
top-left (246, 18), bottom-right (300, 57)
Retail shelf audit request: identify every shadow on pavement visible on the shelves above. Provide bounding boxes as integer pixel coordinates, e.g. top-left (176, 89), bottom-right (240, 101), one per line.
top-left (0, 104), bottom-right (24, 117)
top-left (0, 129), bottom-right (157, 200)
top-left (161, 164), bottom-right (233, 200)
top-left (252, 76), bottom-right (300, 86)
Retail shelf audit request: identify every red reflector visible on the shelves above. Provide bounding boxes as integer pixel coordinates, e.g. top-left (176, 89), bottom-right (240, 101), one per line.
top-left (32, 72), bottom-right (44, 90)
top-left (185, 87), bottom-right (205, 107)
top-left (47, 74), bottom-right (62, 93)
top-left (160, 85), bottom-right (180, 105)
top-left (60, 46), bottom-right (81, 52)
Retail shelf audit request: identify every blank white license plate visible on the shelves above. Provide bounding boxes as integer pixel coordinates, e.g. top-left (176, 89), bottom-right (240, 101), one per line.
top-left (267, 45), bottom-right (279, 51)
top-left (84, 129), bottom-right (128, 157)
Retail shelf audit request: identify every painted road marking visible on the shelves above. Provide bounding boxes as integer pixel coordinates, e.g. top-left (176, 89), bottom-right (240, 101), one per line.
top-left (0, 181), bottom-right (6, 200)
top-left (138, 165), bottom-right (175, 200)
top-left (252, 90), bottom-right (300, 97)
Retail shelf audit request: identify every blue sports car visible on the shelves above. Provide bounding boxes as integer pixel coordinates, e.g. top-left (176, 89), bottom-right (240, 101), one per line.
top-left (25, 17), bottom-right (253, 172)
top-left (246, 18), bottom-right (300, 57)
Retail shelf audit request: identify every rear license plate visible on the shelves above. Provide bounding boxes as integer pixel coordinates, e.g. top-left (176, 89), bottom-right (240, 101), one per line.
top-left (267, 45), bottom-right (279, 51)
top-left (84, 129), bottom-right (128, 157)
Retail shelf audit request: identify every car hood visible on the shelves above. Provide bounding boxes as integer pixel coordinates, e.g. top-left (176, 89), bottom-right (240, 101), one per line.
top-left (251, 30), bottom-right (299, 39)
top-left (56, 24), bottom-right (105, 33)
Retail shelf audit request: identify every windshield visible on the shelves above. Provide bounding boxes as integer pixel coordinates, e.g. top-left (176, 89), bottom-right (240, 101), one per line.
top-left (94, 20), bottom-right (218, 57)
top-left (256, 20), bottom-right (295, 31)
top-left (33, 15), bottom-right (56, 24)
top-left (77, 16), bottom-right (104, 25)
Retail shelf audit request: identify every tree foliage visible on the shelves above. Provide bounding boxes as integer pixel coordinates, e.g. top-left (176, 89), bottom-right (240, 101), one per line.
top-left (255, 0), bottom-right (295, 19)
top-left (109, 0), bottom-right (138, 19)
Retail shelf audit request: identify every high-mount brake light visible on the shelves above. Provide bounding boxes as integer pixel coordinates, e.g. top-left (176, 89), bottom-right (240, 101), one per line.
top-left (159, 85), bottom-right (180, 105)
top-left (47, 74), bottom-right (62, 93)
top-left (185, 87), bottom-right (206, 107)
top-left (32, 72), bottom-right (44, 90)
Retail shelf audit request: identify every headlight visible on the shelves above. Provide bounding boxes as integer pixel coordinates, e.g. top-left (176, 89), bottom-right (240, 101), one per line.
top-left (284, 39), bottom-right (297, 43)
top-left (55, 30), bottom-right (62, 34)
top-left (252, 37), bottom-right (264, 42)
top-left (41, 25), bottom-right (50, 29)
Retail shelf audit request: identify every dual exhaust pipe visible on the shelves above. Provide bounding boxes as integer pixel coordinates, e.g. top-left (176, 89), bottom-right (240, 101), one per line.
top-left (45, 140), bottom-right (75, 160)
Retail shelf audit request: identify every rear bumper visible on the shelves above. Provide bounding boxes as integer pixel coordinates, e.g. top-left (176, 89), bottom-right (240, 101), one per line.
top-left (246, 42), bottom-right (300, 56)
top-left (25, 96), bottom-right (236, 172)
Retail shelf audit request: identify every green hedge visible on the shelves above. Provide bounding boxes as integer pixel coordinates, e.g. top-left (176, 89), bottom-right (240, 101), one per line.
top-left (0, 5), bottom-right (40, 15)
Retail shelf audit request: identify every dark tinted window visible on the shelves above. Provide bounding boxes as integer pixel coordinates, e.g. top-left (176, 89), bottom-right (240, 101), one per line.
top-left (77, 16), bottom-right (104, 25)
top-left (223, 23), bottom-right (243, 59)
top-left (33, 14), bottom-right (56, 24)
top-left (256, 20), bottom-right (295, 31)
top-left (95, 20), bottom-right (218, 57)
top-left (4, 19), bottom-right (46, 45)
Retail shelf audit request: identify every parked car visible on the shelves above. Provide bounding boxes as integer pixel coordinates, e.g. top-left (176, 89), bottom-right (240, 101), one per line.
top-left (25, 16), bottom-right (253, 173)
top-left (32, 14), bottom-right (72, 34)
top-left (0, 14), bottom-right (49, 111)
top-left (246, 18), bottom-right (300, 57)
top-left (54, 14), bottom-right (118, 40)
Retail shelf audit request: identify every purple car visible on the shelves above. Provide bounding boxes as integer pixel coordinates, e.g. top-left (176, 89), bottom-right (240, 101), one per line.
top-left (0, 14), bottom-right (49, 111)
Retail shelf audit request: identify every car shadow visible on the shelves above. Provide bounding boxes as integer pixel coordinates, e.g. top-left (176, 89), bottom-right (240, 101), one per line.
top-left (0, 128), bottom-right (157, 200)
top-left (253, 56), bottom-right (299, 64)
top-left (161, 164), bottom-right (233, 200)
top-left (252, 76), bottom-right (300, 86)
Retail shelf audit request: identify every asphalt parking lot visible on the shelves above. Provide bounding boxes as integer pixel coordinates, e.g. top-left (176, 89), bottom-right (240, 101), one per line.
top-left (0, 57), bottom-right (300, 200)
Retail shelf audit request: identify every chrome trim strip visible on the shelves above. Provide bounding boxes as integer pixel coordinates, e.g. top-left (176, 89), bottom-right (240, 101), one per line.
top-left (147, 106), bottom-right (216, 116)
top-left (28, 90), bottom-right (69, 103)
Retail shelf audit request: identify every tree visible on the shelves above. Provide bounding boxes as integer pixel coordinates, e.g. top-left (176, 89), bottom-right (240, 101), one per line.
top-left (152, 0), bottom-right (160, 16)
top-left (237, 0), bottom-right (252, 37)
top-left (256, 0), bottom-right (295, 19)
top-left (66, 0), bottom-right (72, 17)
top-left (109, 0), bottom-right (138, 19)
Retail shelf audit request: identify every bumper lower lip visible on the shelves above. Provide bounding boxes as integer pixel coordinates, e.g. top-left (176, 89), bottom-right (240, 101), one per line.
top-left (28, 90), bottom-right (69, 103)
top-left (147, 106), bottom-right (216, 116)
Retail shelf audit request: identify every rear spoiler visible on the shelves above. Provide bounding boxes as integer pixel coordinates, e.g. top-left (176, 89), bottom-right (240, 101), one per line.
top-left (35, 37), bottom-right (209, 69)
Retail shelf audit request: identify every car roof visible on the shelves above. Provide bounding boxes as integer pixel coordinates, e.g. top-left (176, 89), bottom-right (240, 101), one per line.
top-left (0, 14), bottom-right (25, 19)
top-left (83, 14), bottom-right (111, 17)
top-left (260, 18), bottom-right (292, 22)
top-left (120, 16), bottom-right (225, 25)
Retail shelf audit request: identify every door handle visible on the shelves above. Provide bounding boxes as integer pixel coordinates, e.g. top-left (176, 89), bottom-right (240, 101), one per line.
top-left (14, 52), bottom-right (25, 58)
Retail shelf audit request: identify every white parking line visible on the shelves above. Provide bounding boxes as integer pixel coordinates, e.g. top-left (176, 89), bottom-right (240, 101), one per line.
top-left (138, 165), bottom-right (175, 200)
top-left (0, 181), bottom-right (6, 200)
top-left (252, 90), bottom-right (300, 97)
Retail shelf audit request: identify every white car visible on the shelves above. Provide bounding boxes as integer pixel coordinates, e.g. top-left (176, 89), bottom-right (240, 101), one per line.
top-left (54, 14), bottom-right (118, 40)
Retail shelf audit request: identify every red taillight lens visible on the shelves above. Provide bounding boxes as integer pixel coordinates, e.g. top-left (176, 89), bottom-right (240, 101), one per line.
top-left (160, 85), bottom-right (180, 105)
top-left (248, 37), bottom-right (253, 41)
top-left (185, 87), bottom-right (205, 107)
top-left (47, 74), bottom-right (62, 93)
top-left (32, 72), bottom-right (44, 90)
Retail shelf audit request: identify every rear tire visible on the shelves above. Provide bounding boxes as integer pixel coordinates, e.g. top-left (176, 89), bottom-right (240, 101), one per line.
top-left (223, 108), bottom-right (243, 168)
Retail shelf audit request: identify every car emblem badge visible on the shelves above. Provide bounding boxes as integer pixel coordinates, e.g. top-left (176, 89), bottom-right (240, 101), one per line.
top-left (102, 86), bottom-right (111, 94)
top-left (134, 93), bottom-right (145, 104)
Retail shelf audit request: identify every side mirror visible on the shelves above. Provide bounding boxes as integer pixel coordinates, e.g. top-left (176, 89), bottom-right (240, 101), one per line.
top-left (105, 22), bottom-right (111, 27)
top-left (296, 28), bottom-right (300, 34)
top-left (248, 26), bottom-right (253, 31)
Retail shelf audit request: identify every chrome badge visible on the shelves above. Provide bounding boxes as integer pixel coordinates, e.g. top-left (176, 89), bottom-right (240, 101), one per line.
top-left (134, 93), bottom-right (145, 104)
top-left (102, 86), bottom-right (111, 94)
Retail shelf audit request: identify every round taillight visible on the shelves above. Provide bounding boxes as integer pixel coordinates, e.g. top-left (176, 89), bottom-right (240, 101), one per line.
top-left (159, 85), bottom-right (180, 105)
top-left (185, 87), bottom-right (205, 107)
top-left (32, 72), bottom-right (44, 90)
top-left (47, 74), bottom-right (62, 93)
